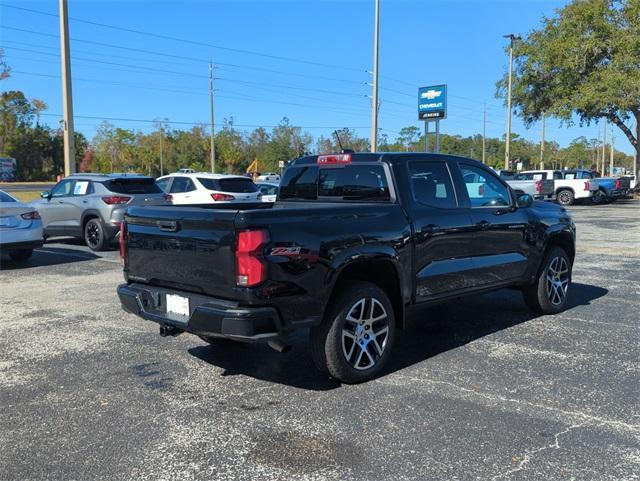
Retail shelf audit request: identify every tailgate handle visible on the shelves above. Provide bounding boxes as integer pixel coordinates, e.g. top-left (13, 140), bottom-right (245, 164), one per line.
top-left (157, 220), bottom-right (179, 232)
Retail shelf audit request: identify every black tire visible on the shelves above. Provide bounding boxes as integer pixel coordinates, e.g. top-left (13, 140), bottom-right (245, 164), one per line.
top-left (556, 189), bottom-right (574, 206)
top-left (9, 248), bottom-right (33, 261)
top-left (591, 190), bottom-right (606, 205)
top-left (84, 218), bottom-right (108, 251)
top-left (522, 246), bottom-right (572, 315)
top-left (310, 281), bottom-right (396, 384)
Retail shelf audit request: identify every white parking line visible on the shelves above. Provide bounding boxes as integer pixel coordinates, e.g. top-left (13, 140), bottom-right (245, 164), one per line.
top-left (35, 248), bottom-right (121, 264)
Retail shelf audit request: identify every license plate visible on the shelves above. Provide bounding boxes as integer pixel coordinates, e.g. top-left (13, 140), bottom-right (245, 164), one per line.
top-left (166, 294), bottom-right (189, 317)
top-left (0, 217), bottom-right (10, 226)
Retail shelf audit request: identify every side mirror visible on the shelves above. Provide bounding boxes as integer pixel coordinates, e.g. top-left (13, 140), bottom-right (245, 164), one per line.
top-left (40, 191), bottom-right (51, 199)
top-left (517, 193), bottom-right (534, 208)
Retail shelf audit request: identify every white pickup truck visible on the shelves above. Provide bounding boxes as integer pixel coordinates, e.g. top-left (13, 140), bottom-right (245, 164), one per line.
top-left (520, 170), bottom-right (598, 205)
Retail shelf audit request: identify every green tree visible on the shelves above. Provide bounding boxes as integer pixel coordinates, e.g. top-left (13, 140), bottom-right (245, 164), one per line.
top-left (497, 0), bottom-right (640, 172)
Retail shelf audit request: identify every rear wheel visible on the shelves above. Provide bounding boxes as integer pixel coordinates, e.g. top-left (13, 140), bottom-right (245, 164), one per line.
top-left (310, 281), bottom-right (395, 384)
top-left (9, 248), bottom-right (33, 261)
top-left (591, 190), bottom-right (607, 204)
top-left (522, 246), bottom-right (572, 314)
top-left (84, 218), bottom-right (108, 251)
top-left (556, 189), bottom-right (574, 206)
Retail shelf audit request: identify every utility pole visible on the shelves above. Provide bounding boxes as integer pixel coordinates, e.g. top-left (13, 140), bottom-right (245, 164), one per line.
top-left (209, 61), bottom-right (215, 173)
top-left (610, 129), bottom-right (614, 176)
top-left (159, 125), bottom-right (164, 176)
top-left (601, 121), bottom-right (607, 175)
top-left (503, 34), bottom-right (520, 171)
top-left (539, 113), bottom-right (545, 170)
top-left (370, 0), bottom-right (380, 153)
top-left (482, 103), bottom-right (486, 163)
top-left (59, 0), bottom-right (75, 176)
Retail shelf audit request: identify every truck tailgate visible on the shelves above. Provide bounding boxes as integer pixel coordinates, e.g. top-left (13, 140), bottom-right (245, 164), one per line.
top-left (124, 206), bottom-right (239, 298)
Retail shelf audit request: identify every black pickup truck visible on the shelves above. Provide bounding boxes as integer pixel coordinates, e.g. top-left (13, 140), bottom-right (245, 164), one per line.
top-left (117, 153), bottom-right (576, 383)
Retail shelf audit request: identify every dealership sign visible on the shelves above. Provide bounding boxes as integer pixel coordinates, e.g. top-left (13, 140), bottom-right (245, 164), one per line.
top-left (418, 84), bottom-right (447, 120)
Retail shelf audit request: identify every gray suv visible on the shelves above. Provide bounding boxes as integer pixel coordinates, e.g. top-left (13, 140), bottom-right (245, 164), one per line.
top-left (31, 173), bottom-right (168, 251)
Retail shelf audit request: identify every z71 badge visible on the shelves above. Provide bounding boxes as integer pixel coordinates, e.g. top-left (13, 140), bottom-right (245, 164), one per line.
top-left (270, 247), bottom-right (302, 256)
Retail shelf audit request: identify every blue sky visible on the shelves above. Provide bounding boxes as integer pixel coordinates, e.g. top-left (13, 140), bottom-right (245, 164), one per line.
top-left (0, 0), bottom-right (633, 154)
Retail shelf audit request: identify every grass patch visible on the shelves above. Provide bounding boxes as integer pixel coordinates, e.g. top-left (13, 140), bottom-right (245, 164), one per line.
top-left (10, 191), bottom-right (43, 203)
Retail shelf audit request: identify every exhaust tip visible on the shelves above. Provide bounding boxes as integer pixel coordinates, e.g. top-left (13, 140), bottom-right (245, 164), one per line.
top-left (268, 339), bottom-right (291, 353)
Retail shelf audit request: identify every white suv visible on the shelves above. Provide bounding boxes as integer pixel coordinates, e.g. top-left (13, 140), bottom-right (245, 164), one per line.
top-left (156, 173), bottom-right (262, 205)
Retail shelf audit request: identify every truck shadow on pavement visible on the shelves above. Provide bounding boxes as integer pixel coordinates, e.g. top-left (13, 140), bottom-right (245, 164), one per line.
top-left (188, 282), bottom-right (608, 391)
top-left (0, 246), bottom-right (100, 270)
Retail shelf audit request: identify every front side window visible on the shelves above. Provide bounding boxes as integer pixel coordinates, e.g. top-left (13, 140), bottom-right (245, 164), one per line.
top-left (408, 161), bottom-right (457, 208)
top-left (169, 177), bottom-right (196, 193)
top-left (460, 164), bottom-right (511, 208)
top-left (50, 179), bottom-right (74, 198)
top-left (156, 178), bottom-right (170, 192)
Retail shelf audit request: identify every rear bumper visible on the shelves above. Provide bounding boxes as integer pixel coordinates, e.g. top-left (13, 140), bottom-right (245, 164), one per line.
top-left (117, 283), bottom-right (282, 342)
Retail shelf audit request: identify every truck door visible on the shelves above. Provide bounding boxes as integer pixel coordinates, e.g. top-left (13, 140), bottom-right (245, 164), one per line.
top-left (400, 158), bottom-right (477, 300)
top-left (454, 162), bottom-right (530, 285)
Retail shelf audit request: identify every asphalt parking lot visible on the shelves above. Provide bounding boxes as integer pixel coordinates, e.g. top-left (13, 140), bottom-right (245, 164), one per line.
top-left (1, 200), bottom-right (638, 481)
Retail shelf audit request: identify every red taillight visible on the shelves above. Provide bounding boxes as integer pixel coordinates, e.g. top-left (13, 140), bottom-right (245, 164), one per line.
top-left (119, 221), bottom-right (127, 266)
top-left (535, 180), bottom-right (542, 193)
top-left (20, 211), bottom-right (40, 220)
top-left (211, 193), bottom-right (236, 202)
top-left (317, 153), bottom-right (352, 164)
top-left (102, 196), bottom-right (131, 205)
top-left (236, 229), bottom-right (268, 287)
top-left (163, 194), bottom-right (173, 202)
top-left (584, 180), bottom-right (590, 191)
top-left (614, 178), bottom-right (620, 190)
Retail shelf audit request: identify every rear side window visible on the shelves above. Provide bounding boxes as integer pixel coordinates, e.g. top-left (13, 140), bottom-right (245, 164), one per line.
top-left (198, 177), bottom-right (257, 193)
top-left (553, 171), bottom-right (563, 180)
top-left (280, 166), bottom-right (319, 200)
top-left (318, 165), bottom-right (389, 201)
top-left (105, 178), bottom-right (161, 194)
top-left (0, 191), bottom-right (16, 202)
top-left (409, 161), bottom-right (457, 208)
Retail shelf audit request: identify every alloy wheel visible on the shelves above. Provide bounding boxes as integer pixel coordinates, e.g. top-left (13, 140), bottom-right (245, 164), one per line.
top-left (546, 256), bottom-right (570, 306)
top-left (86, 222), bottom-right (101, 248)
top-left (341, 298), bottom-right (390, 371)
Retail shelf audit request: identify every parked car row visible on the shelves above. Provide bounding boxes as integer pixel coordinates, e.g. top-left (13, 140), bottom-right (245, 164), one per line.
top-left (496, 168), bottom-right (632, 206)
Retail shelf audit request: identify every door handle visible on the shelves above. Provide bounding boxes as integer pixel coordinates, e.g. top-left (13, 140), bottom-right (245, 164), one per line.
top-left (82, 200), bottom-right (88, 204)
top-left (476, 220), bottom-right (490, 230)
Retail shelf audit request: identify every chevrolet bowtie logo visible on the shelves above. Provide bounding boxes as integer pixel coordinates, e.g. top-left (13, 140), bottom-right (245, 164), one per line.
top-left (421, 89), bottom-right (442, 100)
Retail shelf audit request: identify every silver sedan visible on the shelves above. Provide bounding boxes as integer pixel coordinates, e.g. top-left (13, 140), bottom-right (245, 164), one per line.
top-left (0, 189), bottom-right (44, 261)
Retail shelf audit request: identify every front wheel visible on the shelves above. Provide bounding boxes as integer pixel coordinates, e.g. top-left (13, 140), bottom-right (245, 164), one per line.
top-left (522, 246), bottom-right (572, 314)
top-left (310, 281), bottom-right (395, 384)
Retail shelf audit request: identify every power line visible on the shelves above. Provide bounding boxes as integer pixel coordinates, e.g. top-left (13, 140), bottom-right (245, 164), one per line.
top-left (36, 112), bottom-right (369, 130)
top-left (3, 4), bottom-right (364, 72)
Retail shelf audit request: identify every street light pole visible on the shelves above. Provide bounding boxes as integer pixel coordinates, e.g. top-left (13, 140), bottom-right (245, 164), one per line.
top-left (59, 0), bottom-right (76, 176)
top-left (370, 0), bottom-right (380, 153)
top-left (209, 61), bottom-right (215, 173)
top-left (482, 102), bottom-right (486, 163)
top-left (540, 113), bottom-right (545, 170)
top-left (503, 33), bottom-right (520, 171)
